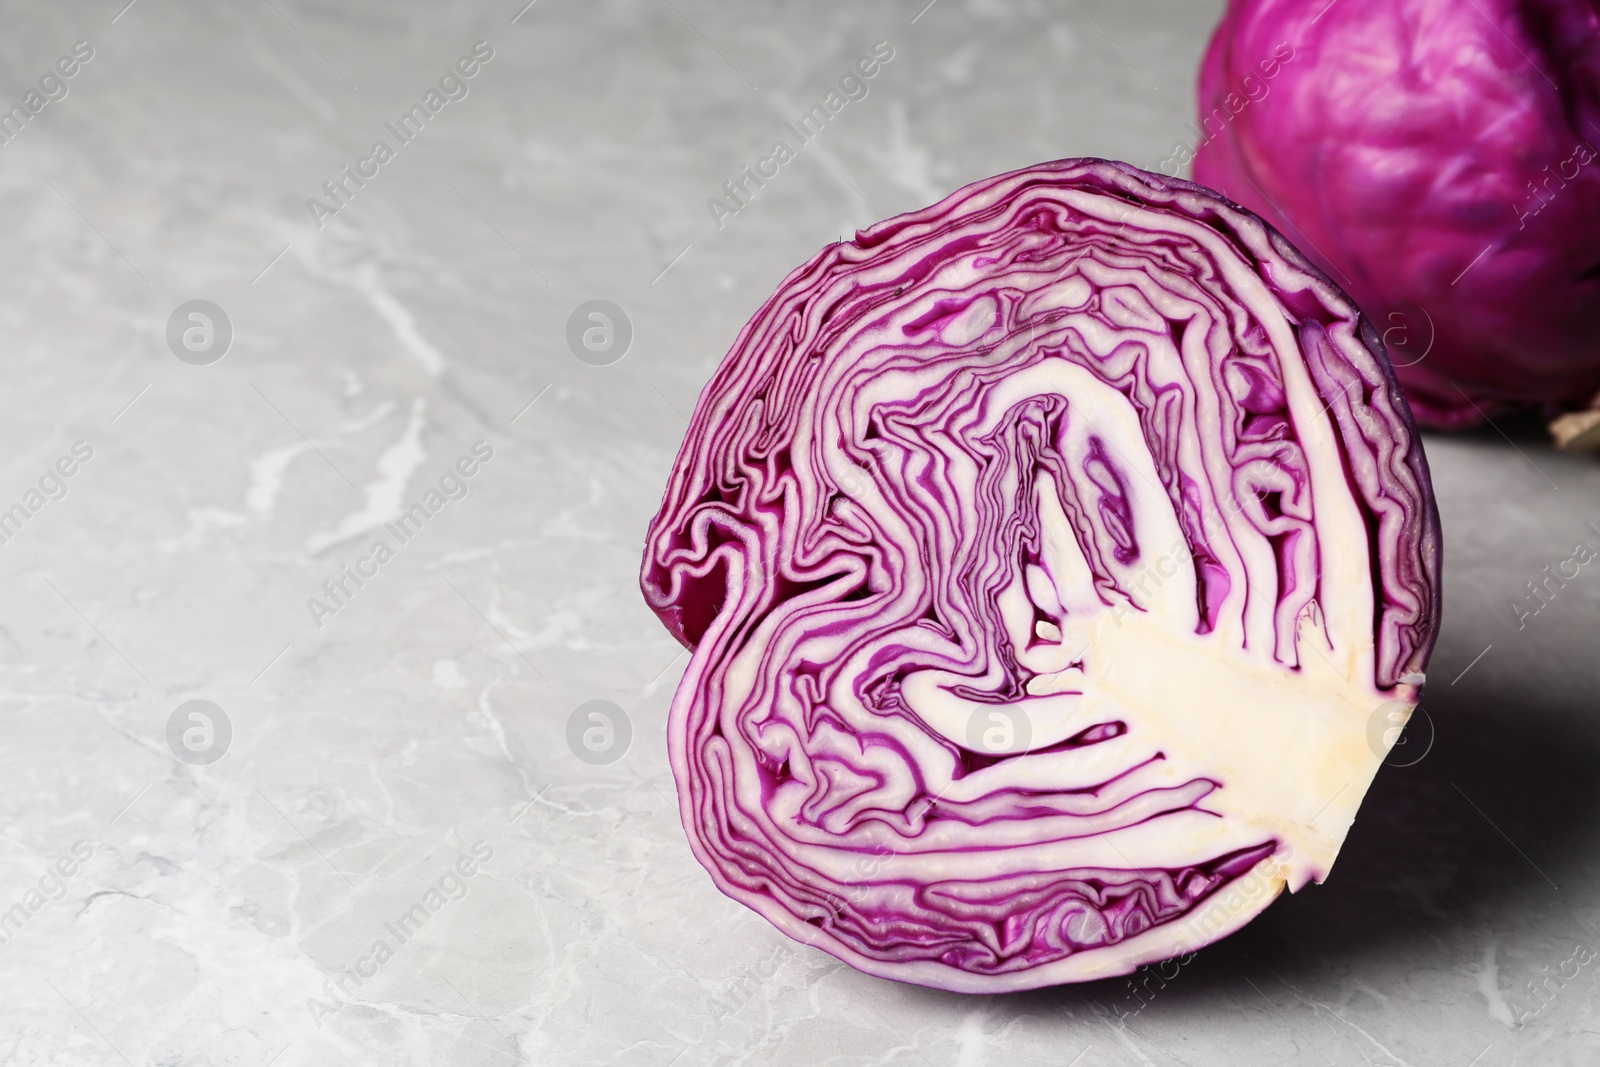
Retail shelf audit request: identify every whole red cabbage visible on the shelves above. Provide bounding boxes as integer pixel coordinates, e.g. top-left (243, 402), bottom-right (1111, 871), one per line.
top-left (642, 159), bottom-right (1441, 991)
top-left (1192, 0), bottom-right (1600, 429)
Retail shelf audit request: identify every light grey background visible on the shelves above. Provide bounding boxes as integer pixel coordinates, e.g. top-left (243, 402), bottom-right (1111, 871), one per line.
top-left (0, 0), bottom-right (1596, 1064)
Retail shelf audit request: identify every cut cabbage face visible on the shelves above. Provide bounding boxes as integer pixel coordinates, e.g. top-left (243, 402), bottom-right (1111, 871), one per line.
top-left (642, 158), bottom-right (1441, 992)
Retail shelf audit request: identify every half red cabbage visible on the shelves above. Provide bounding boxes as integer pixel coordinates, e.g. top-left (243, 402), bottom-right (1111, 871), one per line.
top-left (642, 158), bottom-right (1441, 992)
top-left (1193, 0), bottom-right (1600, 429)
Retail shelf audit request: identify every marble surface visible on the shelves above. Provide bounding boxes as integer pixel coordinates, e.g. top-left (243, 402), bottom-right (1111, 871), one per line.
top-left (0, 0), bottom-right (1598, 1063)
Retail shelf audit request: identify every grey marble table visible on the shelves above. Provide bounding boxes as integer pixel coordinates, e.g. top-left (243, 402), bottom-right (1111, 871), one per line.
top-left (0, 1), bottom-right (1596, 1064)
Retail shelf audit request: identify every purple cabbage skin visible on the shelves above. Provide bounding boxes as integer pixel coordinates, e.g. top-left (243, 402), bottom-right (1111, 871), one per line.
top-left (1193, 0), bottom-right (1600, 429)
top-left (642, 159), bottom-right (1442, 992)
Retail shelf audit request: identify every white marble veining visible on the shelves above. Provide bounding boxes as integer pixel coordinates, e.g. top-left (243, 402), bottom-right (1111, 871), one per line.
top-left (0, 0), bottom-right (1598, 1063)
